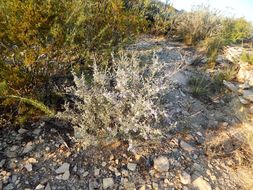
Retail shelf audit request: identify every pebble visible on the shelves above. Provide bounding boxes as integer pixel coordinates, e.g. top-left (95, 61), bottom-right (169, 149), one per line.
top-left (180, 140), bottom-right (195, 152)
top-left (83, 171), bottom-right (89, 177)
top-left (45, 183), bottom-right (51, 190)
top-left (103, 178), bottom-right (114, 189)
top-left (35, 184), bottom-right (44, 190)
top-left (24, 163), bottom-right (33, 172)
top-left (61, 170), bottom-right (70, 180)
top-left (0, 159), bottom-right (6, 167)
top-left (180, 171), bottom-right (191, 185)
top-left (3, 183), bottom-right (14, 190)
top-left (94, 168), bottom-right (100, 176)
top-left (22, 143), bottom-right (33, 154)
top-left (55, 163), bottom-right (70, 174)
top-left (192, 176), bottom-right (212, 190)
top-left (127, 163), bottom-right (137, 171)
top-left (18, 128), bottom-right (28, 134)
top-left (33, 128), bottom-right (42, 135)
top-left (153, 156), bottom-right (170, 172)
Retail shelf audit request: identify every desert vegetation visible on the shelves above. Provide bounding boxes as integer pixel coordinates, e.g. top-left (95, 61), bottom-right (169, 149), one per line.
top-left (0, 1), bottom-right (253, 189)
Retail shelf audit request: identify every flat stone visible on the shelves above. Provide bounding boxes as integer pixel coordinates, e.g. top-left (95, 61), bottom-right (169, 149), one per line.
top-left (5, 151), bottom-right (17, 158)
top-left (55, 163), bottom-right (70, 174)
top-left (180, 171), bottom-right (191, 185)
top-left (239, 96), bottom-right (250, 104)
top-left (103, 178), bottom-right (114, 189)
top-left (0, 159), bottom-right (6, 167)
top-left (192, 176), bottom-right (212, 190)
top-left (83, 171), bottom-right (89, 177)
top-left (61, 170), bottom-right (70, 180)
top-left (33, 128), bottom-right (42, 135)
top-left (45, 183), bottom-right (51, 190)
top-left (18, 128), bottom-right (28, 134)
top-left (180, 140), bottom-right (195, 152)
top-left (22, 143), bottom-right (33, 154)
top-left (127, 163), bottom-right (137, 171)
top-left (3, 183), bottom-right (14, 190)
top-left (153, 156), bottom-right (169, 172)
top-left (243, 89), bottom-right (253, 102)
top-left (94, 168), bottom-right (100, 176)
top-left (223, 81), bottom-right (238, 92)
top-left (35, 184), bottom-right (44, 190)
top-left (24, 163), bottom-right (32, 172)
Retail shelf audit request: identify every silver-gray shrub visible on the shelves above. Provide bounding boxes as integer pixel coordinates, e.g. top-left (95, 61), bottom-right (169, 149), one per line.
top-left (57, 53), bottom-right (174, 143)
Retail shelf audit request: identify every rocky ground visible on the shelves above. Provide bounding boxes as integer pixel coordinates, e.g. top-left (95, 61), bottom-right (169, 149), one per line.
top-left (0, 36), bottom-right (253, 190)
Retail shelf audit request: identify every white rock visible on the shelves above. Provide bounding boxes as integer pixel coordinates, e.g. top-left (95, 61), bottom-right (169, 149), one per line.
top-left (180, 140), bottom-right (195, 152)
top-left (243, 89), bottom-right (253, 102)
top-left (239, 96), bottom-right (250, 104)
top-left (103, 178), bottom-right (114, 189)
top-left (153, 156), bottom-right (169, 172)
top-left (180, 171), bottom-right (191, 185)
top-left (83, 171), bottom-right (89, 177)
top-left (94, 168), bottom-right (100, 176)
top-left (18, 128), bottom-right (28, 134)
top-left (35, 184), bottom-right (44, 190)
top-left (192, 176), bottom-right (212, 190)
top-left (223, 80), bottom-right (238, 92)
top-left (127, 163), bottom-right (137, 171)
top-left (45, 183), bottom-right (51, 190)
top-left (55, 163), bottom-right (70, 174)
top-left (24, 164), bottom-right (32, 172)
top-left (22, 143), bottom-right (33, 154)
top-left (61, 170), bottom-right (70, 180)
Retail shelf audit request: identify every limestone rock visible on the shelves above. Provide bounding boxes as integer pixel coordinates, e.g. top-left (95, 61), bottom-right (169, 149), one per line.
top-left (103, 178), bottom-right (114, 189)
top-left (192, 176), bottom-right (212, 190)
top-left (127, 163), bottom-right (137, 171)
top-left (153, 156), bottom-right (169, 172)
top-left (180, 171), bottom-right (191, 185)
top-left (55, 163), bottom-right (70, 174)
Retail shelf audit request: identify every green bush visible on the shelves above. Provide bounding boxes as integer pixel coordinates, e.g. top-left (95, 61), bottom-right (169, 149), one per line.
top-left (0, 0), bottom-right (148, 125)
top-left (172, 6), bottom-right (253, 64)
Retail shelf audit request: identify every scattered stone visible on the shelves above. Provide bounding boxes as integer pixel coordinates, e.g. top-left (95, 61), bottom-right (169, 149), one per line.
top-left (5, 151), bottom-right (17, 158)
top-left (22, 143), bottom-right (33, 154)
top-left (33, 128), bottom-right (42, 136)
top-left (152, 182), bottom-right (159, 190)
top-left (122, 169), bottom-right (129, 177)
top-left (180, 140), bottom-right (195, 152)
top-left (35, 184), bottom-right (44, 190)
top-left (238, 96), bottom-right (250, 104)
top-left (94, 168), bottom-right (100, 176)
top-left (55, 163), bottom-right (70, 174)
top-left (18, 128), bottom-right (28, 134)
top-left (0, 159), bottom-right (6, 168)
top-left (3, 183), bottom-right (14, 190)
top-left (223, 81), bottom-right (238, 92)
top-left (192, 176), bottom-right (212, 190)
top-left (103, 178), bottom-right (114, 189)
top-left (102, 162), bottom-right (107, 167)
top-left (61, 170), bottom-right (70, 180)
top-left (180, 171), bottom-right (191, 185)
top-left (124, 181), bottom-right (136, 190)
top-left (243, 89), bottom-right (253, 102)
top-left (154, 156), bottom-right (169, 172)
top-left (127, 163), bottom-right (137, 171)
top-left (83, 171), bottom-right (89, 177)
top-left (45, 183), bottom-right (51, 190)
top-left (24, 163), bottom-right (32, 172)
